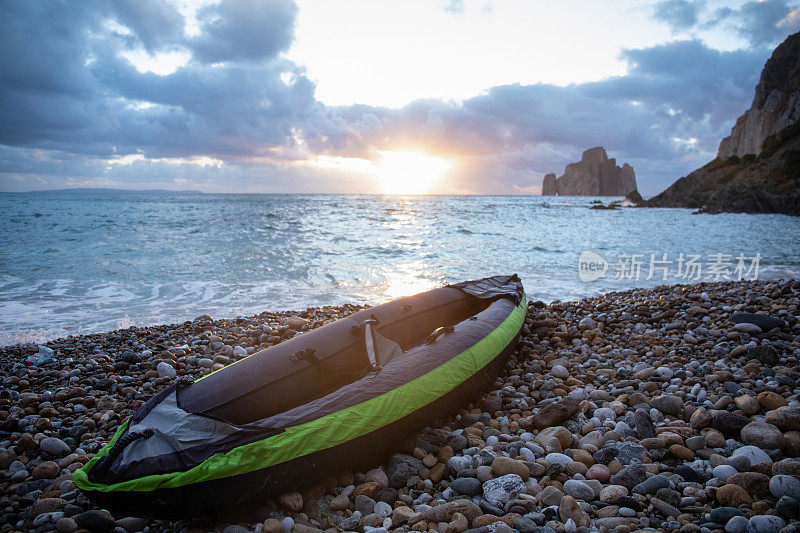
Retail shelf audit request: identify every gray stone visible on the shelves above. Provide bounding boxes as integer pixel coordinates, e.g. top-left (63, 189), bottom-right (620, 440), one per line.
top-left (514, 516), bottom-right (538, 533)
top-left (233, 345), bottom-right (248, 357)
top-left (776, 496), bottom-right (800, 520)
top-left (39, 437), bottom-right (71, 457)
top-left (713, 465), bottom-right (738, 481)
top-left (355, 494), bottom-right (377, 516)
top-left (731, 445), bottom-right (773, 466)
top-left (747, 515), bottom-right (785, 533)
top-left (386, 454), bottom-right (423, 488)
top-left (563, 479), bottom-right (594, 501)
top-left (634, 408), bottom-right (655, 439)
top-left (610, 464), bottom-right (647, 490)
top-left (727, 455), bottom-right (752, 471)
top-left (734, 323), bottom-right (763, 334)
top-left (712, 507), bottom-right (744, 524)
top-left (156, 361), bottom-right (176, 379)
top-left (543, 452), bottom-right (572, 465)
top-left (632, 474), bottom-right (670, 495)
top-left (55, 517), bottom-right (78, 533)
top-left (771, 475), bottom-right (800, 500)
top-left (650, 395), bottom-right (683, 417)
top-left (447, 455), bottom-right (473, 472)
top-left (115, 517), bottom-right (147, 532)
top-left (726, 515), bottom-right (749, 533)
top-left (655, 487), bottom-right (681, 508)
top-left (713, 411), bottom-right (750, 437)
top-left (741, 421), bottom-right (785, 449)
top-left (594, 407), bottom-right (616, 423)
top-left (748, 345), bottom-right (778, 365)
top-left (373, 501), bottom-right (392, 517)
top-left (593, 446), bottom-right (619, 465)
top-left (450, 477), bottom-right (482, 496)
top-left (538, 485), bottom-right (564, 506)
top-left (730, 312), bottom-right (785, 331)
top-left (616, 442), bottom-right (648, 465)
top-left (651, 497), bottom-right (681, 519)
top-left (74, 511), bottom-right (115, 532)
top-left (483, 474), bottom-right (525, 507)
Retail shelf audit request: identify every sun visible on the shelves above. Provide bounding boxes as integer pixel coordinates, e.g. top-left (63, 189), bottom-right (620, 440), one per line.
top-left (376, 150), bottom-right (451, 194)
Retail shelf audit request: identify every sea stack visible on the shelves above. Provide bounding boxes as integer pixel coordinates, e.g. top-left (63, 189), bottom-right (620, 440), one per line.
top-left (541, 147), bottom-right (638, 196)
top-left (541, 173), bottom-right (558, 195)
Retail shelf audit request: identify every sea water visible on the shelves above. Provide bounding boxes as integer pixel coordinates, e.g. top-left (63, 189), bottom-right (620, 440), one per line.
top-left (1, 191), bottom-right (798, 345)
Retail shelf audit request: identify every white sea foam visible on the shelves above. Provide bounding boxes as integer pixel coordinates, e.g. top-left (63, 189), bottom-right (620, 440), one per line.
top-left (1, 193), bottom-right (799, 346)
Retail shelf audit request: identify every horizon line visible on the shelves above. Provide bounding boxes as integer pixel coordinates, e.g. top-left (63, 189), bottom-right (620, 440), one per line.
top-left (2, 186), bottom-right (642, 197)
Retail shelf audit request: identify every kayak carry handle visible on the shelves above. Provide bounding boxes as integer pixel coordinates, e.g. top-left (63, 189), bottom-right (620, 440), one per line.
top-left (351, 315), bottom-right (379, 332)
top-left (424, 326), bottom-right (455, 344)
top-left (352, 315), bottom-right (381, 372)
top-left (89, 428), bottom-right (155, 481)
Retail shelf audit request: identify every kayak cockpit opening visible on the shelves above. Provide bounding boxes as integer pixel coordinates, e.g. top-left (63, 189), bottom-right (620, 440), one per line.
top-left (176, 290), bottom-right (491, 425)
top-left (175, 276), bottom-right (522, 426)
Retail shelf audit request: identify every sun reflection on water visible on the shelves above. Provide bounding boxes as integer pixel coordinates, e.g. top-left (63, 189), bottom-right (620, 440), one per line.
top-left (383, 266), bottom-right (439, 299)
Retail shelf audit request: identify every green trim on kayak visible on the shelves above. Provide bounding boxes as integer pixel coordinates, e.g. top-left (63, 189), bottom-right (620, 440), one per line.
top-left (74, 294), bottom-right (525, 493)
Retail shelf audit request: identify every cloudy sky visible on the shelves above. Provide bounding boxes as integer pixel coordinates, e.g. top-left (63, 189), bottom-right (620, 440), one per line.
top-left (1, 0), bottom-right (799, 195)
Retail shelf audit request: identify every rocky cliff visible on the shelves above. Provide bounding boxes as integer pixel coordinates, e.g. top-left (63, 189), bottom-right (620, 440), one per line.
top-left (647, 32), bottom-right (800, 215)
top-left (718, 32), bottom-right (800, 158)
top-left (541, 147), bottom-right (637, 196)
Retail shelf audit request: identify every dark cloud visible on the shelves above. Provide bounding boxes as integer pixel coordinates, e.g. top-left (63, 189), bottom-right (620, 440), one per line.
top-left (654, 0), bottom-right (800, 47)
top-left (189, 0), bottom-right (297, 63)
top-left (0, 0), bottom-right (322, 160)
top-left (110, 0), bottom-right (185, 53)
top-left (653, 0), bottom-right (706, 31)
top-left (0, 2), bottom-right (101, 98)
top-left (0, 0), bottom-right (784, 194)
top-left (735, 0), bottom-right (800, 45)
top-left (599, 40), bottom-right (764, 127)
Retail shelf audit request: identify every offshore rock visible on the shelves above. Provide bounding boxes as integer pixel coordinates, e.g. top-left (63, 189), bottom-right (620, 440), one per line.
top-left (541, 173), bottom-right (557, 196)
top-left (540, 147), bottom-right (637, 196)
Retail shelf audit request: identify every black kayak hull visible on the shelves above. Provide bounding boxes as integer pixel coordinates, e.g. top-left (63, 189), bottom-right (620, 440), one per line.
top-left (74, 275), bottom-right (526, 518)
top-left (78, 334), bottom-right (519, 518)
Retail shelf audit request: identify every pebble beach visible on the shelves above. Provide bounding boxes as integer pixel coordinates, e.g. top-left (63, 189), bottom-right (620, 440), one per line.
top-left (2, 279), bottom-right (800, 533)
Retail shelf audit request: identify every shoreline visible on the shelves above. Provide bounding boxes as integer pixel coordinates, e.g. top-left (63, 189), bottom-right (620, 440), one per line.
top-left (1, 279), bottom-right (799, 532)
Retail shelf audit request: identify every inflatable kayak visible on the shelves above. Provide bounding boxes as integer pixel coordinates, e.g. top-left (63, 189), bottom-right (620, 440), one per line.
top-left (74, 275), bottom-right (526, 517)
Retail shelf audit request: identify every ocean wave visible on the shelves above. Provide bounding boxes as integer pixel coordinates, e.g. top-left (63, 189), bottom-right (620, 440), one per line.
top-left (1, 192), bottom-right (799, 344)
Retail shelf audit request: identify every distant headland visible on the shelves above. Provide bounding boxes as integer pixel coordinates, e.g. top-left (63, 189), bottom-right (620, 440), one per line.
top-left (646, 31), bottom-right (800, 216)
top-left (23, 188), bottom-right (204, 194)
